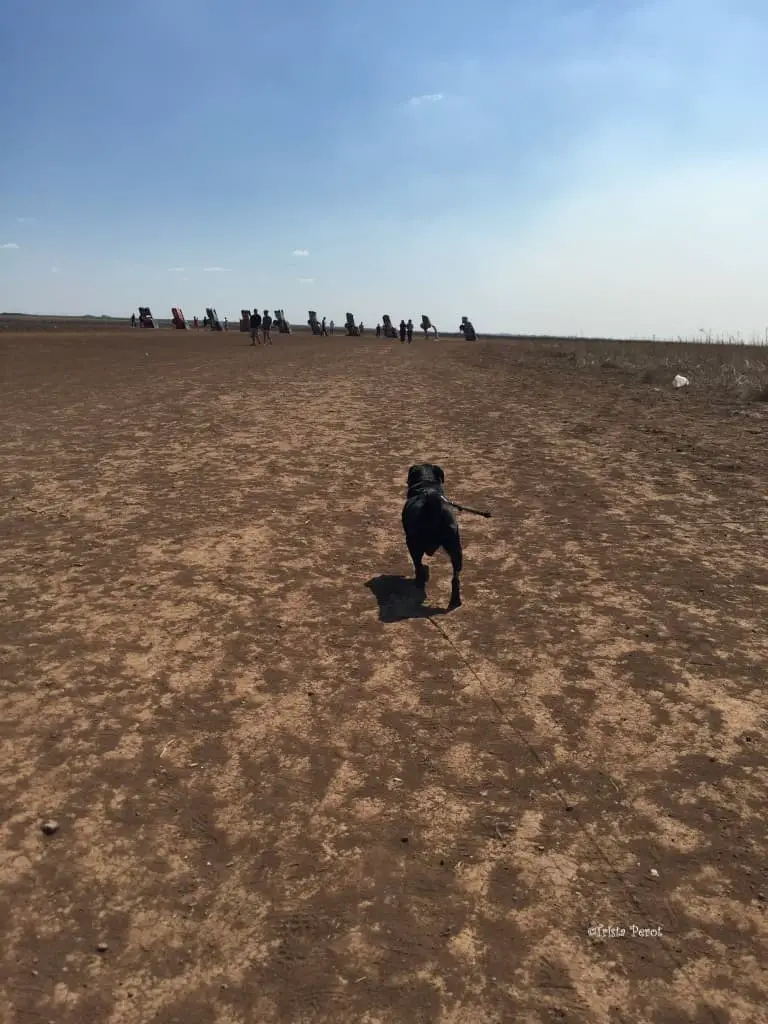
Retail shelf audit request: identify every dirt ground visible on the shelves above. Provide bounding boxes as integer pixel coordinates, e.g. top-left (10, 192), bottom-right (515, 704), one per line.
top-left (1, 322), bottom-right (766, 1024)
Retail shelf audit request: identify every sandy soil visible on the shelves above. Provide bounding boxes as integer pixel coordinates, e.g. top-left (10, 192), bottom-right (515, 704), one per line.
top-left (1, 322), bottom-right (766, 1024)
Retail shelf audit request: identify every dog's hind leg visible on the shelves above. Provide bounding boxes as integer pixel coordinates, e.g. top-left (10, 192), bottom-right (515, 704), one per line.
top-left (443, 534), bottom-right (463, 608)
top-left (407, 539), bottom-right (429, 588)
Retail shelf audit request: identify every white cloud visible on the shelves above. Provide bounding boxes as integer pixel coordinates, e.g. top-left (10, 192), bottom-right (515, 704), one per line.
top-left (292, 248), bottom-right (309, 256)
top-left (16, 217), bottom-right (36, 223)
top-left (297, 277), bottom-right (315, 284)
top-left (203, 266), bottom-right (228, 272)
top-left (51, 266), bottom-right (60, 274)
top-left (409, 93), bottom-right (444, 106)
top-left (1, 242), bottom-right (20, 249)
top-left (168, 266), bottom-right (185, 272)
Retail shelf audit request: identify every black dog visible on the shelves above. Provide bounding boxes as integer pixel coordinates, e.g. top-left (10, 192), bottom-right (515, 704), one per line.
top-left (401, 463), bottom-right (465, 608)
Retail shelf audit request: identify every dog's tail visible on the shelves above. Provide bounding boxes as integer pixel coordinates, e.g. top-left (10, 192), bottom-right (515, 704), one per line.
top-left (442, 496), bottom-right (492, 518)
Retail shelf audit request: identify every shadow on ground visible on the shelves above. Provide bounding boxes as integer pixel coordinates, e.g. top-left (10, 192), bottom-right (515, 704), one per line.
top-left (365, 574), bottom-right (451, 622)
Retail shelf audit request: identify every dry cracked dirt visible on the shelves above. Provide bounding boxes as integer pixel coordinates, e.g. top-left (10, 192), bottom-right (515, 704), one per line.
top-left (1, 323), bottom-right (766, 1023)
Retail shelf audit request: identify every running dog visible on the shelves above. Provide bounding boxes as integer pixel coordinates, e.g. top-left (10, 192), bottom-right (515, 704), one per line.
top-left (401, 463), bottom-right (490, 609)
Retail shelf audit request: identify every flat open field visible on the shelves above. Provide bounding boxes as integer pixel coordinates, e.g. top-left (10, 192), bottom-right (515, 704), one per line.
top-left (1, 320), bottom-right (766, 1024)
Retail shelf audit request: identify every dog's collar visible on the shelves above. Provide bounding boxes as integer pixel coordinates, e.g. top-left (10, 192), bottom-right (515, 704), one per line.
top-left (407, 482), bottom-right (444, 496)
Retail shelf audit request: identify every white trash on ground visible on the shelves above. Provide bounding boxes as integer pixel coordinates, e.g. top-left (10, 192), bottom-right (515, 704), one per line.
top-left (673, 374), bottom-right (690, 388)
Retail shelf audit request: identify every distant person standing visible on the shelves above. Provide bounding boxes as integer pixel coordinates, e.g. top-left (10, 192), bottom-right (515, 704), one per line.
top-left (262, 309), bottom-right (273, 345)
top-left (203, 315), bottom-right (208, 329)
top-left (193, 315), bottom-right (199, 329)
top-left (130, 312), bottom-right (136, 328)
top-left (329, 319), bottom-right (335, 335)
top-left (406, 318), bottom-right (414, 344)
top-left (321, 316), bottom-right (328, 336)
top-left (359, 322), bottom-right (364, 334)
top-left (376, 323), bottom-right (381, 337)
top-left (399, 319), bottom-right (407, 343)
top-left (224, 316), bottom-right (229, 331)
top-left (250, 309), bottom-right (261, 344)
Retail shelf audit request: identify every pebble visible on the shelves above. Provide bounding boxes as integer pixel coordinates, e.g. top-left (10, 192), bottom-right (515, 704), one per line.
top-left (96, 942), bottom-right (108, 954)
top-left (41, 820), bottom-right (59, 836)
top-left (649, 868), bottom-right (659, 878)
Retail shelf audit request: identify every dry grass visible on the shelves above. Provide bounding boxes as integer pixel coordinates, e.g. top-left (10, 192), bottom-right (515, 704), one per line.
top-left (495, 335), bottom-right (768, 401)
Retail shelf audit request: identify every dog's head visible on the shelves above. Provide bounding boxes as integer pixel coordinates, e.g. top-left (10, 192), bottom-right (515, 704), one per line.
top-left (407, 463), bottom-right (445, 489)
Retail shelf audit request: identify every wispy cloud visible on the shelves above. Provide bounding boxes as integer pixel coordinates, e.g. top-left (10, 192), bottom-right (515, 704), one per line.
top-left (16, 217), bottom-right (36, 224)
top-left (203, 266), bottom-right (228, 272)
top-left (297, 277), bottom-right (315, 284)
top-left (1, 242), bottom-right (20, 249)
top-left (51, 266), bottom-right (60, 274)
top-left (168, 266), bottom-right (185, 272)
top-left (292, 248), bottom-right (309, 256)
top-left (408, 93), bottom-right (444, 106)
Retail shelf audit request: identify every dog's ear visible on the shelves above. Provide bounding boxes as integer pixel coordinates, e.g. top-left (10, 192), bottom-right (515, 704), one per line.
top-left (432, 464), bottom-right (445, 484)
top-left (407, 465), bottom-right (422, 486)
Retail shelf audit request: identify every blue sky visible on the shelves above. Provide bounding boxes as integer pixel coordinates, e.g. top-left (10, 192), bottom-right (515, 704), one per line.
top-left (2, 0), bottom-right (768, 336)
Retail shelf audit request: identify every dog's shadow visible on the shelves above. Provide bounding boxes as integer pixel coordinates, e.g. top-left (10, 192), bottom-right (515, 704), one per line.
top-left (365, 575), bottom-right (452, 623)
